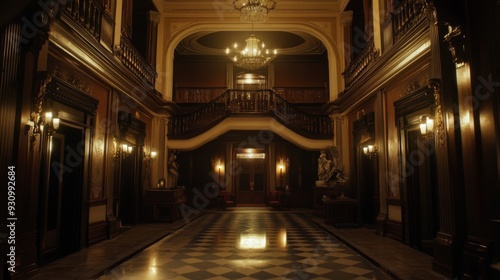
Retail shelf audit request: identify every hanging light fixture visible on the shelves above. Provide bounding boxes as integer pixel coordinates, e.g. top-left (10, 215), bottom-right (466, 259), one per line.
top-left (233, 0), bottom-right (277, 23)
top-left (226, 28), bottom-right (277, 70)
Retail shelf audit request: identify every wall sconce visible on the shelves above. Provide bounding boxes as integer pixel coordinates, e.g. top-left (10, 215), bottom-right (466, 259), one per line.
top-left (363, 145), bottom-right (378, 159)
top-left (278, 163), bottom-right (284, 188)
top-left (277, 159), bottom-right (287, 188)
top-left (26, 111), bottom-right (60, 149)
top-left (420, 115), bottom-right (434, 139)
top-left (113, 141), bottom-right (133, 160)
top-left (216, 161), bottom-right (223, 185)
top-left (144, 150), bottom-right (157, 161)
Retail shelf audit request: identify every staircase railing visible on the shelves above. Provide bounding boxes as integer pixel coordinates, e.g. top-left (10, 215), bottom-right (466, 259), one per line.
top-left (168, 89), bottom-right (332, 139)
top-left (391, 0), bottom-right (427, 43)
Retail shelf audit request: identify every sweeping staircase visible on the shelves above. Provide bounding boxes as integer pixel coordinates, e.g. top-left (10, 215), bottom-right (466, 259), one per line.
top-left (168, 89), bottom-right (332, 146)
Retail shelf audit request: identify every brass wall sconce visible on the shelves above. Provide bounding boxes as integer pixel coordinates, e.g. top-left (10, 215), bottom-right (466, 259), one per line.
top-left (277, 161), bottom-right (284, 188)
top-left (277, 158), bottom-right (289, 188)
top-left (113, 141), bottom-right (133, 160)
top-left (144, 150), bottom-right (157, 161)
top-left (216, 161), bottom-right (224, 186)
top-left (363, 145), bottom-right (378, 159)
top-left (420, 115), bottom-right (434, 139)
top-left (26, 110), bottom-right (60, 150)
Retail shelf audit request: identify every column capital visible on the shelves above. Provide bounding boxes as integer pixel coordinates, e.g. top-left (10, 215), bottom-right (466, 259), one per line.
top-left (341, 10), bottom-right (353, 25)
top-left (148, 11), bottom-right (161, 25)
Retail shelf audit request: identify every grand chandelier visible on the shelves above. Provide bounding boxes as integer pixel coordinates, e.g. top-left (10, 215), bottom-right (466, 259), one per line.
top-left (226, 34), bottom-right (277, 70)
top-left (233, 0), bottom-right (277, 23)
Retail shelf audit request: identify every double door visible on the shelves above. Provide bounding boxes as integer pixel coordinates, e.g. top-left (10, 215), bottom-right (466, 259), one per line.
top-left (235, 157), bottom-right (266, 205)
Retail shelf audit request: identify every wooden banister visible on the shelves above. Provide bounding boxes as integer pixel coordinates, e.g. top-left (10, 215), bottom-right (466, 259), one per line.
top-left (168, 89), bottom-right (332, 139)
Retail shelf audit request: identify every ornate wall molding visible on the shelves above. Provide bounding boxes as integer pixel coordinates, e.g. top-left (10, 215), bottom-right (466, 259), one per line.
top-left (428, 78), bottom-right (446, 146)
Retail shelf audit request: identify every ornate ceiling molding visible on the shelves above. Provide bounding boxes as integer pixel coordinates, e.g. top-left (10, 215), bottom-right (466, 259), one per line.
top-left (176, 31), bottom-right (326, 56)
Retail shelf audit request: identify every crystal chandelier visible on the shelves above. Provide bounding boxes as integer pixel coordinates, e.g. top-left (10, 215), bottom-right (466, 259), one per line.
top-left (226, 34), bottom-right (277, 70)
top-left (233, 0), bottom-right (277, 23)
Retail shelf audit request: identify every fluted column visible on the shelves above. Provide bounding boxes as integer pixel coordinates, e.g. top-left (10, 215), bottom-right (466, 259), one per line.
top-left (427, 3), bottom-right (465, 277)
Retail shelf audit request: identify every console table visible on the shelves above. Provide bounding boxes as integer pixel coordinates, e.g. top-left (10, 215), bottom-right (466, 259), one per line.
top-left (143, 189), bottom-right (187, 222)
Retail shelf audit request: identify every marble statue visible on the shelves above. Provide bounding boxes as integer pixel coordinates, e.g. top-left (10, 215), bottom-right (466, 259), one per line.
top-left (317, 146), bottom-right (348, 185)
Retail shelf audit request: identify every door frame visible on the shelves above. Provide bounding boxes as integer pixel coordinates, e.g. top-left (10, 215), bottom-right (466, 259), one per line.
top-left (352, 111), bottom-right (378, 225)
top-left (115, 111), bottom-right (145, 225)
top-left (394, 85), bottom-right (439, 254)
top-left (233, 147), bottom-right (267, 205)
top-left (37, 74), bottom-right (98, 264)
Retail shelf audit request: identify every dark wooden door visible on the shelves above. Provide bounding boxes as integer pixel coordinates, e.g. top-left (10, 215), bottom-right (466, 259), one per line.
top-left (403, 128), bottom-right (438, 255)
top-left (119, 146), bottom-right (138, 225)
top-left (39, 125), bottom-right (84, 264)
top-left (236, 157), bottom-right (266, 205)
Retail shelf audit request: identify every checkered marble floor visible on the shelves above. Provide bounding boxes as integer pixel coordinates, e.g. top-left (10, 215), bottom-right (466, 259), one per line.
top-left (98, 211), bottom-right (393, 280)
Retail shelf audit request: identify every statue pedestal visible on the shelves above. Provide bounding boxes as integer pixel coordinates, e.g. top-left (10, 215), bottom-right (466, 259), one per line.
top-left (316, 180), bottom-right (327, 187)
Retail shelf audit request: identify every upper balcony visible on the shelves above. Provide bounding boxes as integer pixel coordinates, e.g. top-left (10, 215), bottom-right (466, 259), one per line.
top-left (339, 0), bottom-right (429, 99)
top-left (168, 89), bottom-right (333, 140)
top-left (60, 0), bottom-right (158, 91)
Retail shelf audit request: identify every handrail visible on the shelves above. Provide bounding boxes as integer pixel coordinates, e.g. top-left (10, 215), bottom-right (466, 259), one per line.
top-left (175, 87), bottom-right (227, 103)
top-left (273, 87), bottom-right (329, 104)
top-left (391, 0), bottom-right (427, 43)
top-left (342, 38), bottom-right (380, 89)
top-left (174, 86), bottom-right (328, 104)
top-left (64, 0), bottom-right (104, 40)
top-left (115, 35), bottom-right (157, 88)
top-left (168, 89), bottom-right (332, 139)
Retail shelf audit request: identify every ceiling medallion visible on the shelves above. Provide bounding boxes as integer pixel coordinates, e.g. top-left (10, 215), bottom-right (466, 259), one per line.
top-left (233, 0), bottom-right (277, 23)
top-left (226, 34), bottom-right (277, 70)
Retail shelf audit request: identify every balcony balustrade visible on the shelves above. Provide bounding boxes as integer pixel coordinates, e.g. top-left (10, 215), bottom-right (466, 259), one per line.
top-left (392, 0), bottom-right (427, 43)
top-left (342, 38), bottom-right (380, 90)
top-left (168, 89), bottom-right (332, 139)
top-left (64, 0), bottom-right (104, 40)
top-left (115, 35), bottom-right (157, 88)
top-left (62, 1), bottom-right (156, 89)
top-left (175, 87), bottom-right (328, 104)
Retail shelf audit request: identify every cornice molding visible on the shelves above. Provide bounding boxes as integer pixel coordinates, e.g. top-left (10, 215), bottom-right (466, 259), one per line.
top-left (45, 74), bottom-right (100, 115)
top-left (159, 0), bottom-right (341, 13)
top-left (393, 85), bottom-right (433, 121)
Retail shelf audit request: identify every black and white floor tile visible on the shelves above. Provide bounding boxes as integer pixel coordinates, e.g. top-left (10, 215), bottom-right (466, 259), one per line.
top-left (98, 210), bottom-right (392, 280)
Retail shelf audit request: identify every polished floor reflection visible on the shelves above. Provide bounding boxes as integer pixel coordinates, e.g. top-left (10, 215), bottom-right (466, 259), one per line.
top-left (98, 211), bottom-right (392, 279)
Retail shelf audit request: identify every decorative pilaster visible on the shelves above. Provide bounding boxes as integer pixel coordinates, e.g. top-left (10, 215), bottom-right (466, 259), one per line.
top-left (428, 79), bottom-right (446, 146)
top-left (427, 3), bottom-right (465, 277)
